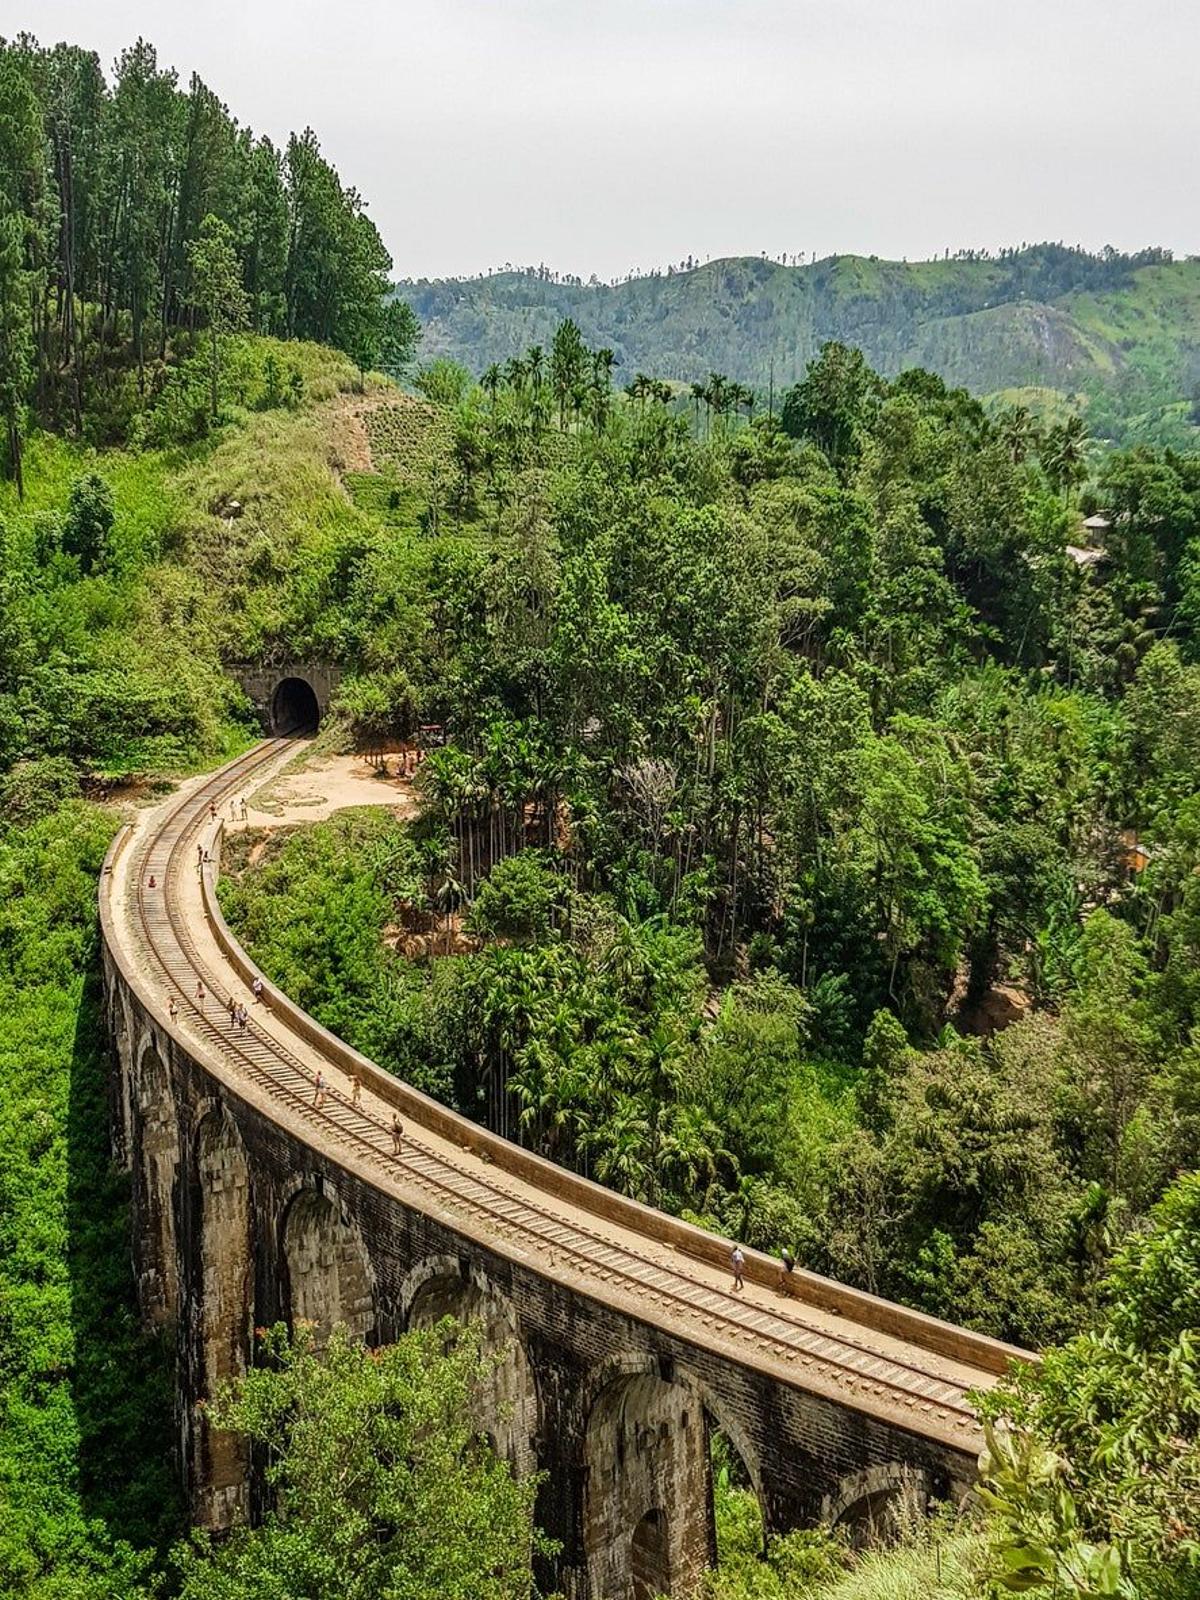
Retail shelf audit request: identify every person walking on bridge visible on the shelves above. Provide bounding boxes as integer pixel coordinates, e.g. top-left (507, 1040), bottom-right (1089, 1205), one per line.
top-left (251, 976), bottom-right (264, 1005)
top-left (195, 980), bottom-right (206, 1011)
top-left (226, 994), bottom-right (237, 1027)
top-left (391, 1113), bottom-right (404, 1157)
top-left (168, 995), bottom-right (179, 1023)
top-left (350, 1069), bottom-right (362, 1109)
top-left (779, 1246), bottom-right (796, 1294)
top-left (730, 1245), bottom-right (745, 1292)
top-left (312, 1070), bottom-right (326, 1109)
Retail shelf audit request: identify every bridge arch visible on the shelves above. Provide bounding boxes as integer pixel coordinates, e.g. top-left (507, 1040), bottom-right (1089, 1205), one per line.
top-left (192, 1105), bottom-right (254, 1529)
top-left (271, 675), bottom-right (321, 735)
top-left (582, 1359), bottom-right (712, 1600)
top-left (701, 1391), bottom-right (767, 1563)
top-left (131, 1031), bottom-right (180, 1325)
top-left (824, 1464), bottom-right (929, 1547)
top-left (403, 1257), bottom-right (538, 1477)
top-left (280, 1182), bottom-right (375, 1347)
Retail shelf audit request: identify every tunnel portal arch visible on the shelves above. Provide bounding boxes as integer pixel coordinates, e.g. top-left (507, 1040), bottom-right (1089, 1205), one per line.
top-left (271, 675), bottom-right (321, 735)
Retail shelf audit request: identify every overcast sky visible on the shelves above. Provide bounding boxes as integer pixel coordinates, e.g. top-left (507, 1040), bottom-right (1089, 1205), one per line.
top-left (8, 0), bottom-right (1198, 281)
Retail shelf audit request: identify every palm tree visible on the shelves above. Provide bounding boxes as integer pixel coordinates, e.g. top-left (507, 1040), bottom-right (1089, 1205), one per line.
top-left (587, 378), bottom-right (611, 435)
top-left (526, 343), bottom-right (545, 397)
top-left (627, 372), bottom-right (652, 410)
top-left (690, 380), bottom-right (707, 436)
top-left (999, 404), bottom-right (1034, 465)
top-left (481, 363), bottom-right (502, 414)
top-left (1044, 414), bottom-right (1088, 499)
top-left (504, 356), bottom-right (527, 399)
top-left (434, 867), bottom-right (467, 955)
top-left (707, 372), bottom-right (732, 430)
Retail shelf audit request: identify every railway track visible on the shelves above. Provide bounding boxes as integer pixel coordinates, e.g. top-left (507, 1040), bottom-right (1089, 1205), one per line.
top-left (117, 740), bottom-right (1012, 1451)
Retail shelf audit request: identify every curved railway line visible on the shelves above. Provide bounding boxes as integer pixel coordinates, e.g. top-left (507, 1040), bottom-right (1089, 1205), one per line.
top-left (108, 739), bottom-right (1030, 1462)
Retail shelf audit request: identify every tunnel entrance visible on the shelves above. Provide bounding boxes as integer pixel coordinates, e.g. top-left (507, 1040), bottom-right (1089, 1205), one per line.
top-left (271, 676), bottom-right (320, 735)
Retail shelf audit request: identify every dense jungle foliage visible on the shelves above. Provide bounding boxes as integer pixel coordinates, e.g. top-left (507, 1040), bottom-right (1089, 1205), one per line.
top-left (0, 31), bottom-right (1196, 1598)
top-left (221, 326), bottom-right (1200, 1595)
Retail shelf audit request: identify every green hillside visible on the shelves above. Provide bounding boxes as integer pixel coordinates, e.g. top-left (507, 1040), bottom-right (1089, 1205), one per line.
top-left (3, 28), bottom-right (1198, 1600)
top-left (403, 245), bottom-right (1200, 445)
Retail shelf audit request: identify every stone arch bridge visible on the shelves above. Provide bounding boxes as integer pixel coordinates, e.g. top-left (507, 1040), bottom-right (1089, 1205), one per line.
top-left (100, 739), bottom-right (1028, 1597)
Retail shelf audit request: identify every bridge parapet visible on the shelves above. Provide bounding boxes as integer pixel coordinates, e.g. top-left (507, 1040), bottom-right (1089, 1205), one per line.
top-left (100, 745), bottom-right (1028, 1598)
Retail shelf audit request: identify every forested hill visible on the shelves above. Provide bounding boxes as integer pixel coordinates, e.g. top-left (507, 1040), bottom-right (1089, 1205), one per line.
top-left (403, 245), bottom-right (1200, 446)
top-left (0, 35), bottom-right (414, 483)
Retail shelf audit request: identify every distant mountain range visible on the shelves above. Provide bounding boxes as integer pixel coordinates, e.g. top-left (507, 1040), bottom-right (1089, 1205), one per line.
top-left (400, 245), bottom-right (1200, 445)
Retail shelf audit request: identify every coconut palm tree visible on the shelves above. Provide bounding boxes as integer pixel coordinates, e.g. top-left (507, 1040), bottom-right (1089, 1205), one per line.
top-left (592, 347), bottom-right (616, 392)
top-left (526, 343), bottom-right (545, 397)
top-left (999, 403), bottom-right (1034, 465)
top-left (626, 372), bottom-right (652, 410)
top-left (690, 380), bottom-right (707, 436)
top-left (504, 355), bottom-right (527, 397)
top-left (1044, 414), bottom-right (1089, 499)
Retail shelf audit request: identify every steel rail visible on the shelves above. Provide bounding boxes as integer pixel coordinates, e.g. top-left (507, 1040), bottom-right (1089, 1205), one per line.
top-left (123, 742), bottom-right (997, 1446)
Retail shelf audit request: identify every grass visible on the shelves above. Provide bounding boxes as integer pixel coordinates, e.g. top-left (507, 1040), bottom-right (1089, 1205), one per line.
top-left (817, 1531), bottom-right (985, 1600)
top-left (364, 396), bottom-right (456, 488)
top-left (704, 1466), bottom-right (987, 1600)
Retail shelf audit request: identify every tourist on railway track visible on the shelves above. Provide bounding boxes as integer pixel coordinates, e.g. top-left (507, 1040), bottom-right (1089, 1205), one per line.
top-left (240, 797), bottom-right (248, 822)
top-left (147, 874), bottom-right (157, 889)
top-left (251, 976), bottom-right (264, 1004)
top-left (209, 800), bottom-right (217, 822)
top-left (350, 1069), bottom-right (362, 1108)
top-left (313, 1070), bottom-right (326, 1109)
top-left (195, 980), bottom-right (206, 1010)
top-left (226, 994), bottom-right (237, 1026)
top-left (391, 1112), bottom-right (404, 1156)
top-left (236, 1002), bottom-right (249, 1032)
top-left (730, 1245), bottom-right (745, 1292)
top-left (168, 995), bottom-right (178, 1023)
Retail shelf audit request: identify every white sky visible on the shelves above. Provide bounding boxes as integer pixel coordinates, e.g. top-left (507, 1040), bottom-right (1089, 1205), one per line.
top-left (9, 0), bottom-right (1199, 281)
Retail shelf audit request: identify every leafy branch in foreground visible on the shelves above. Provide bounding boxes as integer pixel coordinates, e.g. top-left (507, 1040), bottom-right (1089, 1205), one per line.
top-left (980, 1172), bottom-right (1200, 1599)
top-left (174, 1321), bottom-right (555, 1600)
